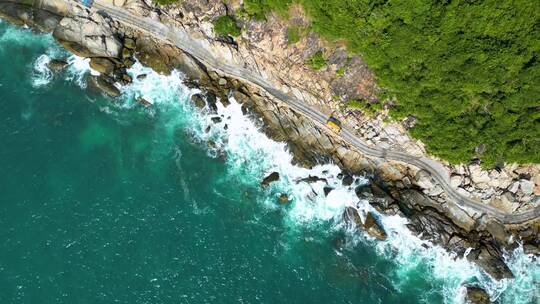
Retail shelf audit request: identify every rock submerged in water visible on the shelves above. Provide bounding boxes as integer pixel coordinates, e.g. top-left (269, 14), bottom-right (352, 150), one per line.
top-left (136, 96), bottom-right (152, 107)
top-left (48, 58), bottom-right (68, 71)
top-left (261, 172), bottom-right (280, 188)
top-left (278, 193), bottom-right (289, 204)
top-left (87, 75), bottom-right (121, 97)
top-left (465, 286), bottom-right (491, 304)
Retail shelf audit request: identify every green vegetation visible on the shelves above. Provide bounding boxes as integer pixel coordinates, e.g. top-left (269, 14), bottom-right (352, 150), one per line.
top-left (154, 0), bottom-right (181, 5)
top-left (244, 0), bottom-right (292, 20)
top-left (287, 26), bottom-right (302, 44)
top-left (243, 0), bottom-right (540, 165)
top-left (346, 99), bottom-right (383, 116)
top-left (213, 15), bottom-right (241, 37)
top-left (305, 51), bottom-right (327, 70)
top-left (335, 67), bottom-right (346, 77)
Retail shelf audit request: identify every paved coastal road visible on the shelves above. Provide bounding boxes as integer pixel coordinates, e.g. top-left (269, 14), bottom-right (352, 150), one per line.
top-left (90, 1), bottom-right (539, 224)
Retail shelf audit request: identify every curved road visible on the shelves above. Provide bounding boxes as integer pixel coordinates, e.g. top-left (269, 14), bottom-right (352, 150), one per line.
top-left (90, 1), bottom-right (539, 224)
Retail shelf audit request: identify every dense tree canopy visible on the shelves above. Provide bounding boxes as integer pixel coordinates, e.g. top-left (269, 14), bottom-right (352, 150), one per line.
top-left (244, 0), bottom-right (540, 166)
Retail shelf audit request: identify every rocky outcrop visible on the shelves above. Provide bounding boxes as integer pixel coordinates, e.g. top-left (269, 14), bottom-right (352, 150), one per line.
top-left (342, 207), bottom-right (387, 240)
top-left (465, 286), bottom-right (491, 304)
top-left (87, 75), bottom-right (120, 97)
top-left (53, 13), bottom-right (122, 58)
top-left (261, 172), bottom-right (280, 188)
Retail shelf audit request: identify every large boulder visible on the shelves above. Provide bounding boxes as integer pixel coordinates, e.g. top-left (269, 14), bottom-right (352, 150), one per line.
top-left (261, 172), bottom-right (279, 188)
top-left (465, 286), bottom-right (491, 304)
top-left (466, 246), bottom-right (514, 280)
top-left (363, 212), bottom-right (387, 240)
top-left (53, 15), bottom-right (122, 58)
top-left (342, 207), bottom-right (362, 229)
top-left (89, 57), bottom-right (116, 75)
top-left (87, 75), bottom-right (121, 97)
top-left (0, 2), bottom-right (62, 32)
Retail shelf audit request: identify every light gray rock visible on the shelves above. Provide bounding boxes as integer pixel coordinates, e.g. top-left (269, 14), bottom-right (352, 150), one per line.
top-left (520, 180), bottom-right (534, 196)
top-left (470, 165), bottom-right (491, 185)
top-left (53, 15), bottom-right (122, 58)
top-left (450, 175), bottom-right (463, 188)
top-left (508, 182), bottom-right (519, 194)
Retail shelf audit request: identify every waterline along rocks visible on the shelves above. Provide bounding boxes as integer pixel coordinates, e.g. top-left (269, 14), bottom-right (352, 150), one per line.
top-left (1, 0), bottom-right (538, 283)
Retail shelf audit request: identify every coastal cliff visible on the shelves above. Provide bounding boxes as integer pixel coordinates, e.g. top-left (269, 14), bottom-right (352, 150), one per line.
top-left (0, 0), bottom-right (538, 285)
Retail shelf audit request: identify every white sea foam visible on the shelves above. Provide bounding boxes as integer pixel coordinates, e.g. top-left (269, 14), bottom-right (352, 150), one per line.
top-left (58, 54), bottom-right (540, 304)
top-left (31, 54), bottom-right (53, 87)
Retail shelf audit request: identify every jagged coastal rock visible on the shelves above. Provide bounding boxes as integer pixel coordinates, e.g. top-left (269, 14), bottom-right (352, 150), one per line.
top-left (1, 0), bottom-right (538, 284)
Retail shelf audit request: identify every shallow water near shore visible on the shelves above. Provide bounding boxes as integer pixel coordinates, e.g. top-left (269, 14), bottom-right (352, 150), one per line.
top-left (0, 23), bottom-right (538, 304)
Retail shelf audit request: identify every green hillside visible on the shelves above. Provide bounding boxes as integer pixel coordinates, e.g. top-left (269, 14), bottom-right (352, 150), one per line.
top-left (243, 0), bottom-right (540, 166)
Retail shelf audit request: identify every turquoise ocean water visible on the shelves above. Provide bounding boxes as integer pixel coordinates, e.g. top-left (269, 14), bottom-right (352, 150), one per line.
top-left (0, 22), bottom-right (538, 303)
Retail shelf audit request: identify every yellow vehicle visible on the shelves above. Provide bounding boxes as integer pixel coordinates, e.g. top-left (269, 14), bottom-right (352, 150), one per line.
top-left (326, 116), bottom-right (342, 133)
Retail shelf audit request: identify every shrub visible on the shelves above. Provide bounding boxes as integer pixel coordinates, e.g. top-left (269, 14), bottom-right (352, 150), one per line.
top-left (305, 51), bottom-right (327, 70)
top-left (287, 26), bottom-right (301, 44)
top-left (213, 15), bottom-right (241, 37)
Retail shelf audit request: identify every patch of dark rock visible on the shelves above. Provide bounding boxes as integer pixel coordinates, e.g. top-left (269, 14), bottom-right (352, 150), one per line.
top-left (518, 172), bottom-right (531, 180)
top-left (261, 172), bottom-right (280, 188)
top-left (297, 175), bottom-right (328, 184)
top-left (121, 74), bottom-right (132, 84)
top-left (224, 124), bottom-right (228, 130)
top-left (323, 186), bottom-right (334, 197)
top-left (278, 194), bottom-right (289, 204)
top-left (207, 140), bottom-right (217, 149)
top-left (48, 58), bottom-right (68, 71)
top-left (124, 58), bottom-right (135, 68)
top-left (136, 74), bottom-right (147, 80)
top-left (206, 92), bottom-right (218, 112)
top-left (191, 93), bottom-right (206, 109)
top-left (342, 174), bottom-right (354, 186)
top-left (465, 286), bottom-right (491, 304)
top-left (241, 104), bottom-right (249, 115)
top-left (211, 116), bottom-right (222, 124)
top-left (205, 126), bottom-right (211, 133)
top-left (466, 246), bottom-right (514, 280)
top-left (355, 184), bottom-right (373, 200)
top-left (215, 35), bottom-right (238, 49)
top-left (342, 207), bottom-right (362, 229)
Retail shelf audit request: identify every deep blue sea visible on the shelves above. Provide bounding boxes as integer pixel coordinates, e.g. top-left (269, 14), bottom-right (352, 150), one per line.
top-left (0, 21), bottom-right (538, 303)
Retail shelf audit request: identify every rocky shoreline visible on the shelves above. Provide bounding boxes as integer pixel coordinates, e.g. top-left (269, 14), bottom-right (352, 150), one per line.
top-left (1, 0), bottom-right (538, 294)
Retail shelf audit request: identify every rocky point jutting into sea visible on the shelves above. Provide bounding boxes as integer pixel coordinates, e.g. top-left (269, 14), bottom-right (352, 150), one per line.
top-left (0, 0), bottom-right (539, 299)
